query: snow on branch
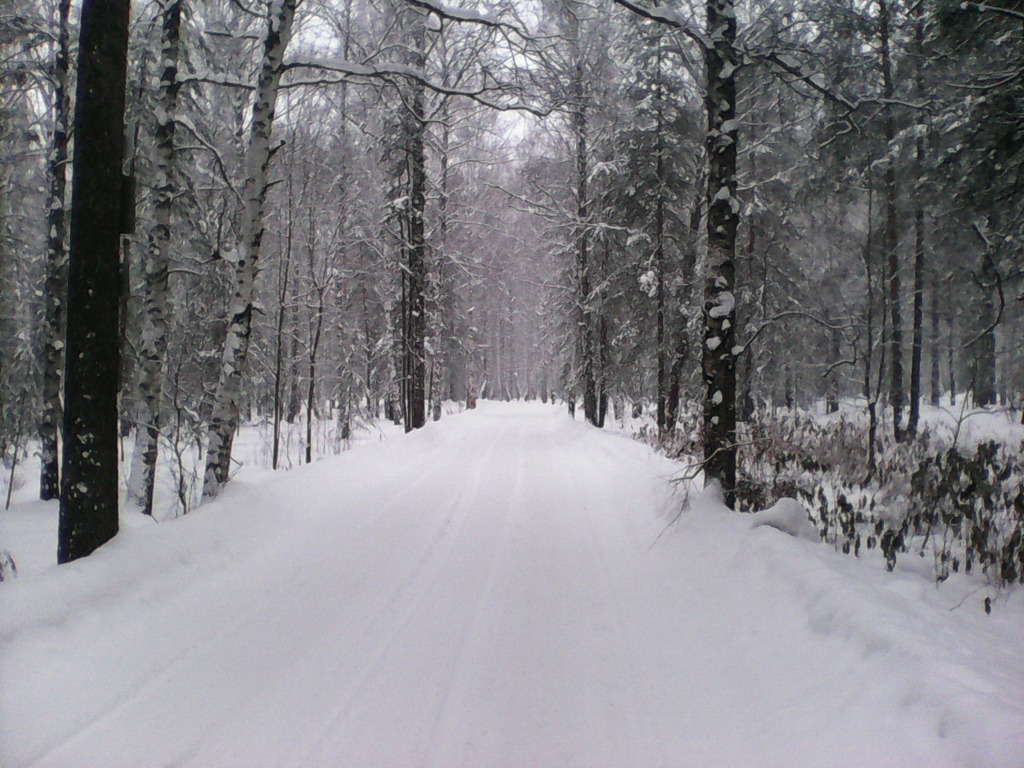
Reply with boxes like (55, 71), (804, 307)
(403, 0), (502, 29)
(282, 58), (552, 116)
(609, 0), (709, 48)
(960, 1), (1024, 21)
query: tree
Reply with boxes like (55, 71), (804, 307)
(878, 0), (904, 441)
(203, 0), (298, 499)
(127, 0), (183, 514)
(39, 0), (72, 502)
(58, 0), (131, 563)
(401, 9), (429, 432)
(701, 0), (740, 505)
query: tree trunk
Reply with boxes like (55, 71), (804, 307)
(929, 269), (941, 406)
(948, 315), (957, 406)
(908, 194), (924, 434)
(403, 18), (427, 432)
(596, 313), (608, 427)
(128, 0), (183, 514)
(907, 12), (926, 438)
(879, 0), (904, 441)
(576, 78), (598, 425)
(306, 295), (323, 464)
(654, 53), (667, 435)
(702, 0), (740, 506)
(59, 0), (131, 563)
(826, 320), (841, 414)
(272, 183), (294, 470)
(665, 333), (687, 430)
(434, 108), (451, 419)
(204, 0), (298, 498)
(306, 211), (325, 465)
(862, 187), (876, 473)
(973, 244), (998, 407)
(39, 0), (72, 502)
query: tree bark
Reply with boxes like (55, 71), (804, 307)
(862, 186), (877, 473)
(948, 314), (956, 406)
(654, 49), (667, 435)
(59, 0), (131, 563)
(702, 0), (740, 506)
(272, 176), (294, 470)
(907, 10), (925, 437)
(973, 242), (998, 406)
(665, 333), (687, 430)
(39, 0), (72, 502)
(306, 226), (325, 464)
(403, 15), (427, 432)
(879, 0), (904, 440)
(573, 31), (598, 426)
(204, 0), (297, 498)
(127, 0), (183, 514)
(908, 191), (924, 433)
(929, 268), (941, 405)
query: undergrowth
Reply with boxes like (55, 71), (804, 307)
(641, 406), (1024, 594)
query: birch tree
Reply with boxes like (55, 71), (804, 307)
(127, 0), (183, 514)
(38, 0), (72, 502)
(203, 0), (298, 498)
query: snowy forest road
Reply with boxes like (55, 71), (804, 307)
(3, 402), (1024, 767)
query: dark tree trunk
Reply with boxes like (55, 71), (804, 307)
(287, 326), (302, 423)
(39, 0), (72, 502)
(306, 302), (323, 464)
(908, 197), (924, 434)
(402, 17), (428, 432)
(596, 314), (608, 427)
(907, 13), (926, 438)
(665, 334), (687, 430)
(948, 315), (957, 406)
(826, 314), (840, 414)
(929, 270), (941, 406)
(59, 0), (131, 563)
(272, 190), (294, 470)
(862, 186), (877, 473)
(575, 71), (598, 426)
(702, 0), (739, 506)
(973, 246), (998, 407)
(654, 53), (667, 435)
(879, 0), (904, 441)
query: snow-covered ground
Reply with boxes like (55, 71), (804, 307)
(2, 401), (1023, 767)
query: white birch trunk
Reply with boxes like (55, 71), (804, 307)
(203, 0), (298, 499)
(39, 0), (72, 502)
(127, 0), (182, 513)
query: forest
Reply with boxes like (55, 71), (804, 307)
(1, 0), (1023, 574)
(3, 1), (1024, 764)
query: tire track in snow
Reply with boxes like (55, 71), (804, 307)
(283, 418), (517, 767)
(560, 435), (661, 767)
(18, 437), (460, 768)
(414, 425), (526, 766)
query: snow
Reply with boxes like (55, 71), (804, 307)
(749, 496), (819, 541)
(709, 290), (734, 318)
(413, 0), (499, 26)
(2, 401), (1024, 767)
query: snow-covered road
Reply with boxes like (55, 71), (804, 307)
(3, 402), (1023, 767)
